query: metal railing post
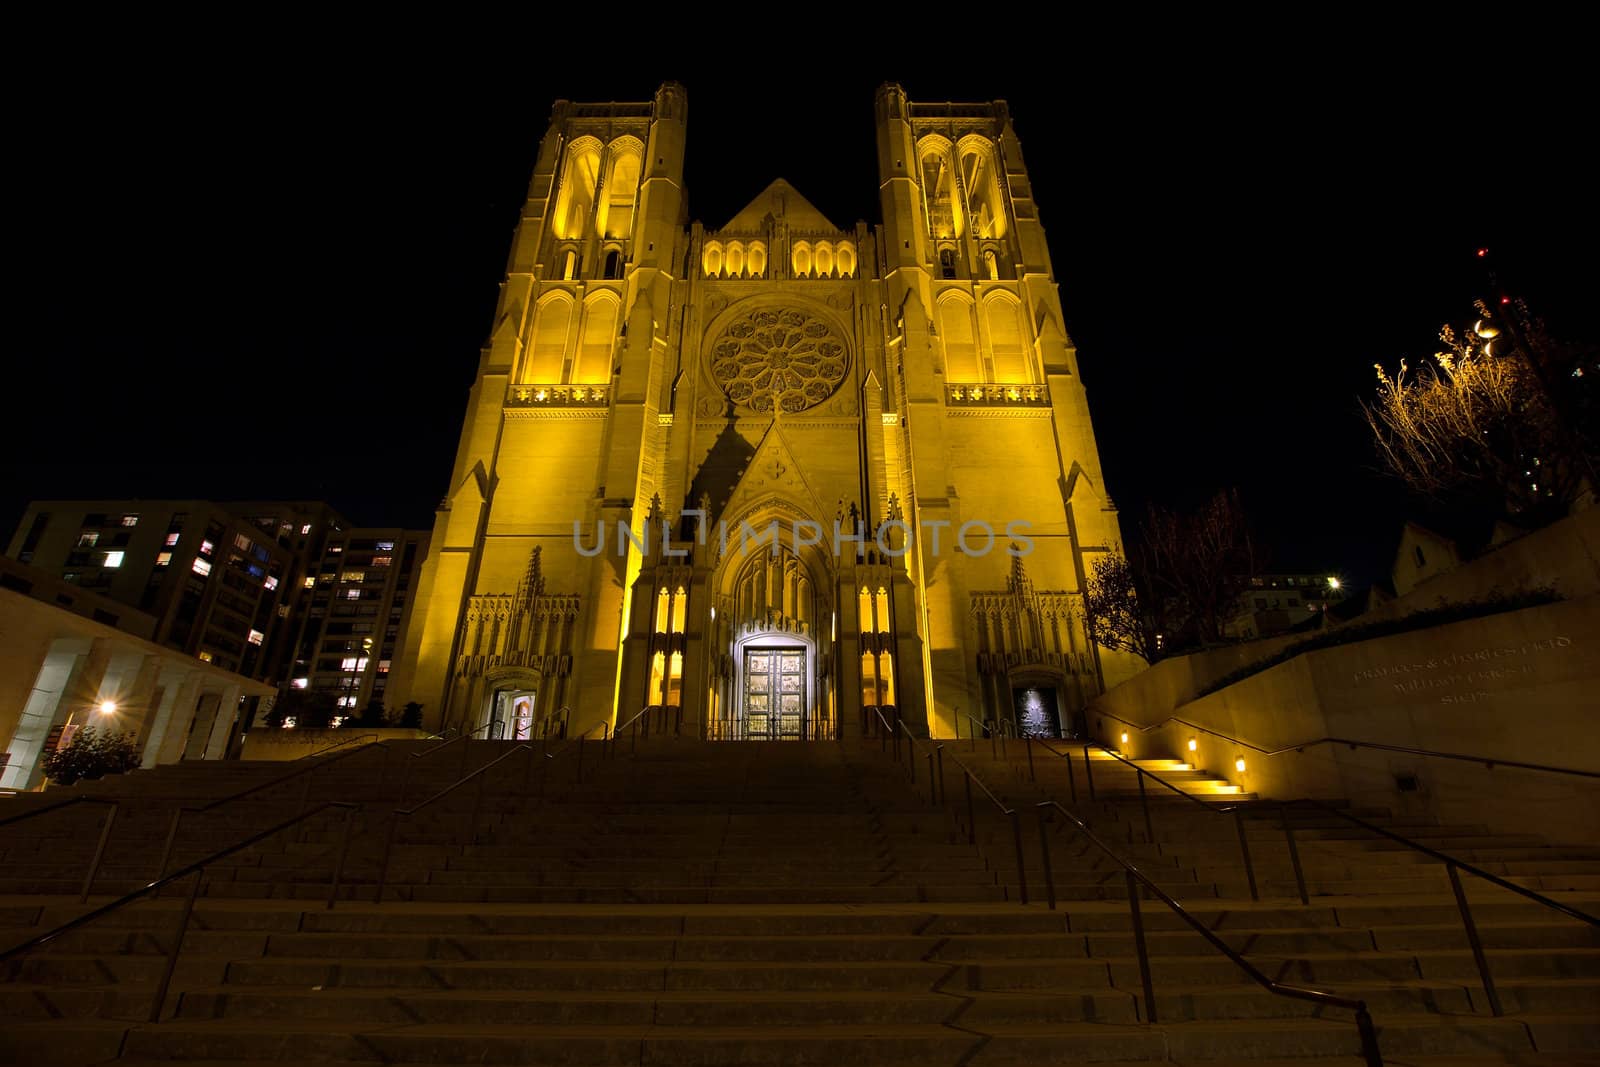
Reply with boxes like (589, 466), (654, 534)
(1281, 805), (1309, 906)
(1126, 869), (1158, 1023)
(964, 772), (976, 845)
(469, 768), (487, 842)
(1037, 808), (1056, 910)
(1010, 809), (1029, 905)
(374, 815), (402, 902)
(1235, 810), (1260, 902)
(327, 806), (355, 910)
(1083, 745), (1096, 800)
(926, 752), (936, 803)
(80, 803), (118, 903)
(149, 869), (202, 1022)
(1064, 749), (1078, 803)
(1447, 862), (1503, 1016)
(1137, 769), (1155, 843)
(935, 745), (946, 805)
(156, 809), (183, 883)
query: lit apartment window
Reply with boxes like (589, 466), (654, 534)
(264, 575), (279, 591)
(290, 677), (309, 689)
(300, 524), (312, 535)
(340, 657), (360, 670)
(370, 556), (392, 567)
(303, 576), (316, 589)
(345, 589), (361, 600)
(192, 558), (213, 576)
(233, 533), (253, 551)
(156, 552), (172, 566)
(198, 651), (213, 662)
(327, 545), (343, 554)
(247, 629), (264, 646)
(341, 571), (364, 583)
(121, 514), (139, 527)
(77, 532), (99, 548)
(165, 532), (180, 546)
(102, 551), (125, 568)
(377, 659), (391, 673)
(376, 541), (395, 551)
(199, 539), (214, 556)
(337, 696), (357, 708)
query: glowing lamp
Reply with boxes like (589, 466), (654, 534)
(1120, 732), (1129, 745)
(1476, 248), (1488, 257)
(1188, 738), (1198, 752)
(97, 701), (117, 715)
(1327, 577), (1341, 589)
(1235, 758), (1247, 773)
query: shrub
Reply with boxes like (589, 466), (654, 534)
(42, 727), (141, 786)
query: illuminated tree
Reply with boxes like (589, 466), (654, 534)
(1139, 489), (1259, 650)
(1365, 299), (1597, 526)
(1082, 554), (1161, 663)
(42, 727), (140, 786)
(1084, 491), (1259, 660)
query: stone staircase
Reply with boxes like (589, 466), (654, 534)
(0, 733), (1595, 1064)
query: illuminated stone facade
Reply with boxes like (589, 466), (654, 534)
(389, 84), (1138, 741)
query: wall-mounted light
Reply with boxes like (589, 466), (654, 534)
(1235, 758), (1247, 773)
(1120, 732), (1129, 745)
(1188, 738), (1198, 752)
(97, 701), (117, 715)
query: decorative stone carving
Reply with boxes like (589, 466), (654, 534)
(708, 307), (850, 414)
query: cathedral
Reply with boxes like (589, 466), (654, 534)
(389, 83), (1138, 743)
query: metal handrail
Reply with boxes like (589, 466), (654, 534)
(1034, 799), (1381, 1065)
(296, 732), (379, 760)
(954, 710), (1017, 741)
(1092, 708), (1598, 778)
(0, 796), (120, 903)
(1033, 737), (1263, 901)
(0, 800), (360, 1022)
(154, 739), (390, 881)
(1042, 737), (1600, 1016)
(875, 709), (1031, 904)
(396, 723), (499, 803)
(374, 742), (540, 900)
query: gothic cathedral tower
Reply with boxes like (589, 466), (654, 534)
(390, 84), (1138, 742)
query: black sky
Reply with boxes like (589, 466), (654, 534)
(9, 33), (1595, 587)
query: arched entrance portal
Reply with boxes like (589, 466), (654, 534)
(706, 522), (836, 741)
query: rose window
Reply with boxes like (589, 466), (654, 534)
(709, 308), (849, 413)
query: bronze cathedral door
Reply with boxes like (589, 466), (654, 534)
(743, 648), (805, 740)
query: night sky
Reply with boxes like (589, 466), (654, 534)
(10, 38), (1594, 587)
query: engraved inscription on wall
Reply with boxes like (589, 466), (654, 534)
(1349, 636), (1574, 705)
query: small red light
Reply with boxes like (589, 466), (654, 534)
(1476, 248), (1488, 257)
(1501, 297), (1511, 304)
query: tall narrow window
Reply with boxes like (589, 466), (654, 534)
(814, 242), (834, 278)
(792, 241), (812, 278)
(553, 140), (602, 240)
(940, 296), (981, 382)
(524, 295), (572, 382)
(837, 242), (856, 277)
(986, 296), (1030, 383)
(703, 241), (723, 278)
(603, 249), (623, 278)
(600, 148), (640, 239)
(921, 143), (959, 239)
(726, 241), (744, 278)
(573, 296), (618, 384)
(960, 140), (1007, 239)
(747, 242), (766, 277)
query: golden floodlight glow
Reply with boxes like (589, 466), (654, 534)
(98, 701), (117, 714)
(1188, 738), (1198, 752)
(1327, 577), (1341, 589)
(1236, 757), (1247, 773)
